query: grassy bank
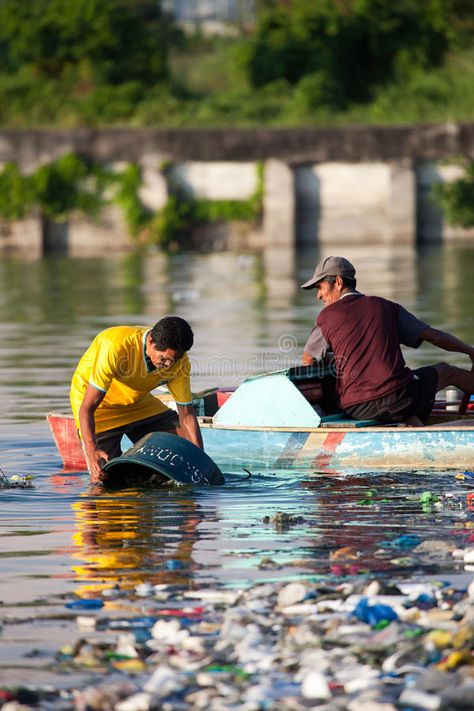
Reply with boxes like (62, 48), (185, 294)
(1, 37), (474, 129)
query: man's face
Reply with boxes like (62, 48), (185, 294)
(146, 337), (183, 370)
(315, 278), (341, 306)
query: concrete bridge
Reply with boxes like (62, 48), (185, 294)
(1, 124), (473, 255)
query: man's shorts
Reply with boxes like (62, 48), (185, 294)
(96, 410), (180, 459)
(344, 366), (439, 424)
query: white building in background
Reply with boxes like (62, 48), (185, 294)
(162, 0), (255, 26)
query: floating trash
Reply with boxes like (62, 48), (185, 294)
(381, 533), (423, 549)
(0, 465), (35, 488)
(4, 572), (474, 709)
(65, 598), (104, 610)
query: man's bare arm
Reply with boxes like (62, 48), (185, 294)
(176, 404), (203, 449)
(421, 327), (474, 363)
(78, 384), (108, 483)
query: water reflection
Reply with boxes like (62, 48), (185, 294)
(0, 254), (146, 325)
(1, 244), (474, 682)
(62, 469), (474, 594)
(418, 245), (474, 337)
(263, 247), (297, 304)
(70, 489), (202, 597)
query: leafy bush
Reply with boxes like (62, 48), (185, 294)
(112, 164), (152, 236)
(0, 153), (265, 248)
(0, 1), (472, 127)
(433, 161), (474, 227)
(0, 163), (34, 219)
(147, 161), (265, 248)
(146, 196), (194, 249)
(0, 154), (113, 220)
(32, 153), (110, 219)
(0, 0), (176, 85)
(241, 0), (458, 107)
(348, 49), (474, 124)
(73, 82), (146, 125)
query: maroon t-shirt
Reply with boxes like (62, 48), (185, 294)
(306, 294), (427, 409)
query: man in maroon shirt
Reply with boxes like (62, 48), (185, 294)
(301, 256), (474, 425)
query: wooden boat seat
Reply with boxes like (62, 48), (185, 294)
(320, 413), (381, 428)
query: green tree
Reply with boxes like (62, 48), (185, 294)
(0, 163), (34, 219)
(433, 161), (474, 228)
(0, 0), (178, 85)
(242, 0), (462, 106)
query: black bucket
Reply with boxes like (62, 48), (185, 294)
(102, 432), (224, 487)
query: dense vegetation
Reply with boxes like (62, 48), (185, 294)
(1, 0), (474, 232)
(0, 0), (473, 128)
(434, 160), (474, 228)
(0, 155), (264, 248)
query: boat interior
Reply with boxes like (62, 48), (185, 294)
(191, 365), (474, 429)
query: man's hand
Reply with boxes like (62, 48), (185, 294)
(85, 448), (109, 485)
(78, 384), (108, 484)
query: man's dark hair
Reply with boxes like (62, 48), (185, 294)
(342, 276), (357, 289)
(151, 317), (194, 352)
(326, 275), (357, 289)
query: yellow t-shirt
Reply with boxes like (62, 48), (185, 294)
(70, 326), (192, 433)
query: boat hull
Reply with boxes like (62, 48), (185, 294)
(202, 424), (474, 471)
(47, 413), (474, 472)
(47, 412), (85, 469)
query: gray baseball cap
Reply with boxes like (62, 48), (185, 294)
(301, 256), (356, 290)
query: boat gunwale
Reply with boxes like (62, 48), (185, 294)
(47, 411), (474, 434)
(199, 421), (474, 433)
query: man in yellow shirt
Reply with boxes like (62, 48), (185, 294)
(70, 316), (203, 484)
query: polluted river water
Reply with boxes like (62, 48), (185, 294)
(1, 245), (474, 708)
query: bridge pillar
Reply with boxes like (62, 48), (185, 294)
(263, 159), (295, 250)
(295, 160), (416, 247)
(389, 160), (416, 246)
(0, 216), (43, 257)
